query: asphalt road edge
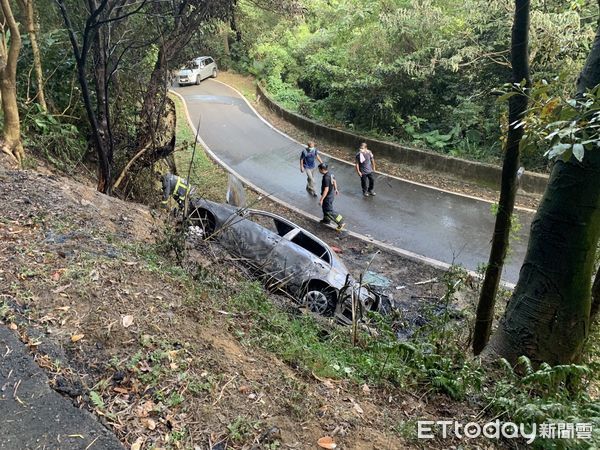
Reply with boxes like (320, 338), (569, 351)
(212, 79), (537, 214)
(170, 87), (517, 290)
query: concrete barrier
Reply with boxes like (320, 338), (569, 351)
(256, 84), (549, 195)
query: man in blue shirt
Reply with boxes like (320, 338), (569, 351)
(300, 141), (323, 197)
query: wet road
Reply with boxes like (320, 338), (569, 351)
(175, 81), (534, 284)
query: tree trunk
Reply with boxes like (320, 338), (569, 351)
(591, 265), (600, 321)
(485, 20), (600, 366)
(576, 14), (600, 97)
(0, 0), (24, 165)
(473, 0), (531, 355)
(55, 0), (113, 194)
(19, 0), (47, 112)
(90, 6), (113, 194)
(223, 24), (230, 56)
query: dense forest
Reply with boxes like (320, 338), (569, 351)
(203, 0), (597, 169)
(6, 0), (597, 179)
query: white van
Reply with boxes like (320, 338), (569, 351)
(177, 57), (217, 86)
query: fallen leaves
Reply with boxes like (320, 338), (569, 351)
(70, 334), (84, 342)
(135, 400), (156, 418)
(317, 436), (337, 449)
(8, 323), (17, 330)
(122, 315), (134, 328)
(130, 437), (144, 450)
(141, 417), (157, 430)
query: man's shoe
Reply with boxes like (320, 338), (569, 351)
(363, 192), (369, 197)
(312, 192), (318, 197)
(336, 223), (346, 231)
(320, 219), (331, 225)
(369, 191), (376, 196)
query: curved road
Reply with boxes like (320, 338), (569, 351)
(175, 81), (534, 284)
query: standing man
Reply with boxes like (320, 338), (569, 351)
(318, 162), (345, 231)
(300, 141), (323, 197)
(355, 142), (376, 196)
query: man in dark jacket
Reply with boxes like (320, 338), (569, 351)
(318, 163), (345, 231)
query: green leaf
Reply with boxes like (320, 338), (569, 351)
(572, 143), (585, 161)
(89, 391), (105, 410)
(544, 143), (571, 159)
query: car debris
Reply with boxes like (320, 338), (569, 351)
(186, 198), (392, 324)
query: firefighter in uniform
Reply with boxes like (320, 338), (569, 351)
(161, 173), (190, 209)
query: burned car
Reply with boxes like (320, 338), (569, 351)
(187, 199), (388, 324)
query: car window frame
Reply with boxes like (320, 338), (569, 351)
(246, 210), (333, 266)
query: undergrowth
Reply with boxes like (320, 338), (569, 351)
(212, 263), (600, 447)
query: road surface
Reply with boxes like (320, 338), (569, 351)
(174, 81), (534, 284)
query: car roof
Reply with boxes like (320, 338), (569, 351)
(246, 209), (348, 269)
(247, 209), (326, 244)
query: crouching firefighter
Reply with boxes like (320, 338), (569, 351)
(161, 173), (190, 209)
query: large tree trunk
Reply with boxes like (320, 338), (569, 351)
(0, 0), (24, 165)
(485, 20), (600, 366)
(90, 6), (113, 194)
(591, 265), (600, 320)
(18, 0), (47, 112)
(473, 0), (531, 355)
(55, 0), (113, 194)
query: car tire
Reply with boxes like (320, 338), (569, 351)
(188, 207), (216, 238)
(212, 68), (218, 78)
(335, 294), (365, 324)
(303, 286), (336, 316)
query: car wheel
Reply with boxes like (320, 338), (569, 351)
(335, 292), (366, 325)
(188, 208), (216, 238)
(303, 287), (335, 316)
(195, 75), (200, 85)
(212, 68), (218, 78)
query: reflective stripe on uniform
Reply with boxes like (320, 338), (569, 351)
(173, 177), (189, 201)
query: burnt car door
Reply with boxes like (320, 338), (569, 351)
(256, 214), (333, 296)
(218, 212), (281, 271)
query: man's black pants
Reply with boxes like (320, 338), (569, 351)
(322, 197), (344, 226)
(361, 173), (375, 193)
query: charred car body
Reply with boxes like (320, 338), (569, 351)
(187, 199), (389, 324)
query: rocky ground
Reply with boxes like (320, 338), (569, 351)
(0, 156), (489, 449)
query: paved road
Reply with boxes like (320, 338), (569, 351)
(175, 81), (533, 284)
(0, 325), (123, 449)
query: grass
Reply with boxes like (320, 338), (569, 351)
(170, 92), (229, 202)
(164, 86), (600, 447)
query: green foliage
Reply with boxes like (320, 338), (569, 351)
(226, 267), (600, 447)
(21, 104), (87, 171)
(215, 0), (596, 168)
(227, 416), (261, 443)
(489, 356), (600, 449)
(89, 391), (105, 410)
(521, 84), (600, 164)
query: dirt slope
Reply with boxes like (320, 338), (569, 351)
(0, 163), (480, 449)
